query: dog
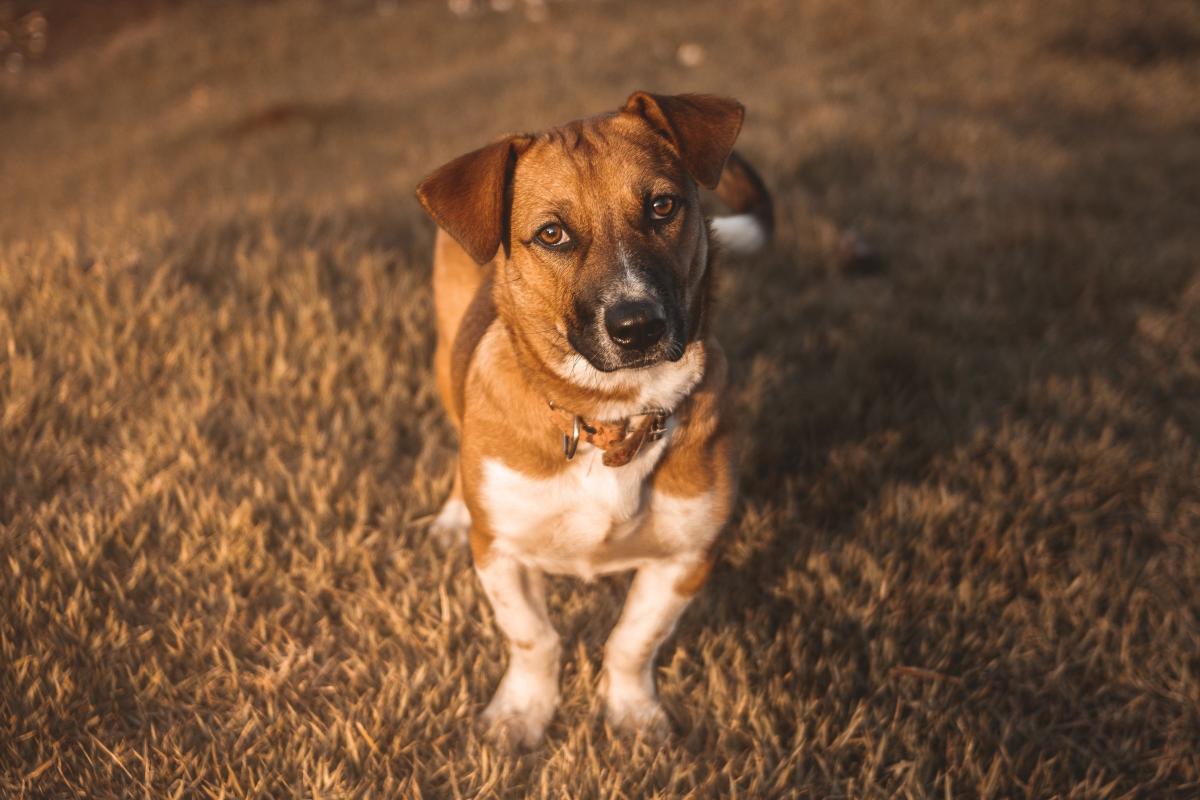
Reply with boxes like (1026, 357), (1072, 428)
(416, 91), (773, 747)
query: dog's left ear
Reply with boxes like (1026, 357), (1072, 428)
(623, 91), (745, 189)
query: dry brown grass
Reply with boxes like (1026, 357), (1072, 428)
(2, 0), (1199, 796)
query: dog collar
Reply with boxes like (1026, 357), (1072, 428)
(546, 401), (670, 467)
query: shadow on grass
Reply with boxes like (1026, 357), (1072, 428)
(674, 120), (1199, 787)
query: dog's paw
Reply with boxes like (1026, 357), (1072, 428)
(604, 689), (671, 740)
(429, 497), (470, 549)
(479, 678), (558, 750)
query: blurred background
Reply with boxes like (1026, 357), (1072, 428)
(2, 0), (1198, 797)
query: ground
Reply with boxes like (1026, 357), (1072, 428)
(1, 0), (1199, 797)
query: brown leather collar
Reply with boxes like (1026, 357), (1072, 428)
(547, 401), (670, 467)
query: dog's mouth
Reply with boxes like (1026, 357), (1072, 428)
(574, 346), (680, 373)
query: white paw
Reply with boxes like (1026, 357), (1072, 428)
(480, 671), (559, 750)
(429, 497), (470, 549)
(604, 680), (671, 739)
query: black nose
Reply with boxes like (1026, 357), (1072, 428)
(604, 300), (666, 351)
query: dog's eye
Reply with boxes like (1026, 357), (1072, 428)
(535, 223), (569, 247)
(650, 195), (677, 220)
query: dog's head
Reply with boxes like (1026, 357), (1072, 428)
(417, 92), (744, 374)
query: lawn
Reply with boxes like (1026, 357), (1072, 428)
(1, 0), (1198, 796)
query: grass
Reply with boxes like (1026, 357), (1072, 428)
(1, 0), (1198, 796)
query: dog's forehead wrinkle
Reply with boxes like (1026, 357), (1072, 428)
(522, 120), (674, 187)
(514, 144), (605, 225)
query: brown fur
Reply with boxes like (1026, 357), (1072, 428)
(673, 556), (716, 597)
(433, 228), (491, 424)
(651, 341), (734, 498)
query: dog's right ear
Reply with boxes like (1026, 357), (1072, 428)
(623, 92), (744, 190)
(416, 136), (531, 265)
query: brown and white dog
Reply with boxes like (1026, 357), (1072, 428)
(416, 92), (773, 747)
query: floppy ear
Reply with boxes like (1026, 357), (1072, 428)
(623, 91), (745, 189)
(416, 136), (530, 265)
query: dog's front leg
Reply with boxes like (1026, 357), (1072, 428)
(474, 551), (561, 748)
(601, 557), (710, 737)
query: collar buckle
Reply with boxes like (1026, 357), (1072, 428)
(644, 408), (669, 442)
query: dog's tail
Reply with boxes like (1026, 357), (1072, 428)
(709, 150), (774, 256)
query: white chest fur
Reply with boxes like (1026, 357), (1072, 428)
(480, 432), (676, 579)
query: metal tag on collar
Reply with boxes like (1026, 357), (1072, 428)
(645, 408), (669, 441)
(563, 414), (581, 460)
